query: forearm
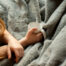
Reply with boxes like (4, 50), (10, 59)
(2, 29), (16, 44)
(3, 29), (28, 47)
(19, 37), (29, 47)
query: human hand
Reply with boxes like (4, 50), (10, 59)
(0, 18), (6, 36)
(28, 26), (66, 66)
(25, 28), (43, 44)
(2, 29), (24, 62)
(7, 39), (24, 63)
(0, 45), (8, 59)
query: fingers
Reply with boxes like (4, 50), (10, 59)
(14, 49), (20, 63)
(28, 28), (38, 34)
(19, 47), (24, 58)
(37, 33), (43, 37)
(7, 47), (11, 59)
(13, 47), (24, 63)
(36, 33), (43, 41)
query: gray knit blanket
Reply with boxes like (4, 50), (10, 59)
(0, 0), (66, 66)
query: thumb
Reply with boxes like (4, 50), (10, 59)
(7, 47), (11, 59)
(29, 28), (38, 34)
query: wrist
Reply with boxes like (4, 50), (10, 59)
(19, 37), (29, 47)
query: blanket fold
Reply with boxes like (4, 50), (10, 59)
(0, 0), (66, 66)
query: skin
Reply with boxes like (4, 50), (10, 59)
(0, 28), (43, 63)
(0, 45), (8, 59)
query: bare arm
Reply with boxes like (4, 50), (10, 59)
(19, 28), (43, 47)
(0, 45), (8, 59)
(2, 29), (24, 62)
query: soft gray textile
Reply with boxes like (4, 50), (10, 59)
(0, 0), (66, 66)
